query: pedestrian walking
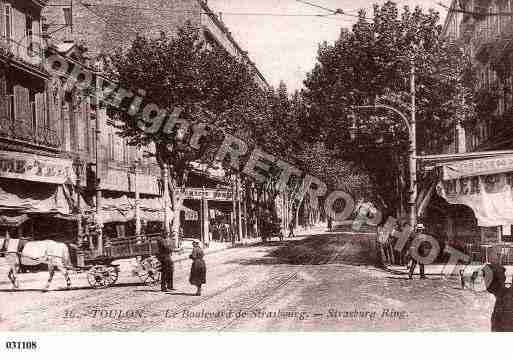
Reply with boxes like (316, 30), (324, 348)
(157, 235), (174, 292)
(484, 263), (513, 331)
(327, 217), (333, 232)
(288, 220), (295, 237)
(189, 240), (206, 296)
(408, 223), (427, 280)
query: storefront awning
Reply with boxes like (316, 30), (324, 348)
(436, 169), (513, 227)
(0, 180), (73, 215)
(440, 155), (513, 181)
(0, 214), (29, 227)
(99, 195), (174, 223)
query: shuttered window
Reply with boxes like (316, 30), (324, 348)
(13, 85), (30, 123)
(82, 101), (89, 153)
(48, 81), (60, 131)
(0, 70), (8, 120)
(68, 97), (77, 151)
(34, 92), (45, 128)
(2, 3), (12, 41)
(0, 2), (4, 39)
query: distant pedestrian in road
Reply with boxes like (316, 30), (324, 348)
(408, 223), (427, 280)
(484, 263), (513, 331)
(288, 220), (295, 237)
(327, 217), (333, 232)
(189, 240), (206, 296)
(157, 235), (174, 292)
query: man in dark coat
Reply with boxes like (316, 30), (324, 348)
(485, 263), (513, 331)
(408, 223), (428, 280)
(189, 240), (206, 296)
(157, 235), (174, 292)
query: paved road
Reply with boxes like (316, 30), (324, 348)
(0, 231), (496, 331)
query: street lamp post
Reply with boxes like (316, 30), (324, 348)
(73, 158), (83, 247)
(350, 59), (417, 228)
(131, 160), (141, 237)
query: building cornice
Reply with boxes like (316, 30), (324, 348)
(197, 0), (270, 90)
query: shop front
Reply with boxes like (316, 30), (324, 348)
(421, 152), (513, 264)
(97, 165), (175, 248)
(176, 187), (237, 244)
(0, 150), (83, 244)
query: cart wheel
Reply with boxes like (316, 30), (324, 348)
(87, 265), (119, 289)
(137, 256), (161, 286)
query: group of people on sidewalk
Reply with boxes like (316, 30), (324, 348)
(157, 237), (206, 296)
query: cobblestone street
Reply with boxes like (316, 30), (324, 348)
(0, 230), (496, 331)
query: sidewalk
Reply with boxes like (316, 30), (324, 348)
(386, 263), (513, 278)
(0, 226), (327, 283)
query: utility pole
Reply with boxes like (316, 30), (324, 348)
(162, 164), (171, 242)
(95, 74), (103, 256)
(235, 174), (243, 242)
(231, 174), (237, 245)
(133, 161), (141, 237)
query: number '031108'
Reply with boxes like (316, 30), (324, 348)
(5, 341), (38, 350)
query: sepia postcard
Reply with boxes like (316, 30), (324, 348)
(1, 1), (513, 356)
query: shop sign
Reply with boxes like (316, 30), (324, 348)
(101, 168), (160, 195)
(437, 173), (513, 227)
(184, 209), (199, 221)
(442, 155), (513, 180)
(0, 150), (74, 184)
(175, 188), (235, 201)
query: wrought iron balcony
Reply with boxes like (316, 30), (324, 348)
(0, 97), (61, 149)
(0, 35), (45, 72)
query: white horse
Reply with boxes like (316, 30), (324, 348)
(1, 237), (73, 291)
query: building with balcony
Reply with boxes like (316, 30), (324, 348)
(40, 0), (268, 244)
(43, 0), (269, 90)
(442, 0), (513, 152)
(0, 0), (56, 153)
(410, 0), (513, 264)
(0, 0), (85, 243)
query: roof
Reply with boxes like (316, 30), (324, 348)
(197, 0), (270, 90)
(420, 149), (513, 166)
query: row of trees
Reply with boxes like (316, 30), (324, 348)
(302, 1), (476, 215)
(104, 1), (476, 235)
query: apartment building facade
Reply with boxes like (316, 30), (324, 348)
(414, 0), (513, 261)
(443, 0), (513, 152)
(0, 0), (86, 242)
(40, 0), (268, 243)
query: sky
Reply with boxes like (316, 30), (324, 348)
(208, 0), (450, 91)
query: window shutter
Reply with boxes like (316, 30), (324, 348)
(68, 98), (77, 151)
(13, 85), (30, 122)
(83, 101), (89, 153)
(0, 2), (5, 39)
(48, 81), (60, 131)
(13, 85), (32, 140)
(35, 92), (45, 129)
(0, 70), (8, 119)
(34, 92), (45, 144)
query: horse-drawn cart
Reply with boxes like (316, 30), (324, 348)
(76, 234), (163, 289)
(0, 232), (165, 290)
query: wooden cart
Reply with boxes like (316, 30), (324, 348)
(76, 233), (163, 289)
